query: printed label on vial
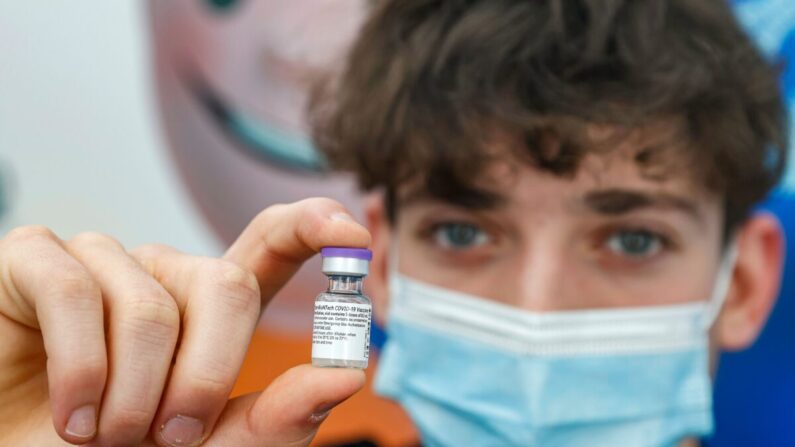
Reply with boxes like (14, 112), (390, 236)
(312, 302), (372, 362)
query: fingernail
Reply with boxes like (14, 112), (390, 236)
(308, 408), (332, 424)
(308, 402), (337, 424)
(65, 405), (96, 439)
(159, 415), (204, 447)
(329, 212), (355, 222)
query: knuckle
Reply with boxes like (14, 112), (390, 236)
(129, 243), (173, 278)
(254, 203), (287, 225)
(49, 271), (101, 302)
(187, 370), (234, 399)
(301, 196), (342, 210)
(4, 225), (56, 244)
(299, 197), (343, 227)
(53, 356), (107, 390)
(129, 243), (173, 261)
(123, 296), (180, 342)
(297, 206), (334, 244)
(77, 359), (108, 385)
(70, 231), (124, 251)
(300, 207), (326, 235)
(204, 260), (261, 314)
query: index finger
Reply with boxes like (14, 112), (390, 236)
(222, 197), (371, 304)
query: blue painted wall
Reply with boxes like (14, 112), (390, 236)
(710, 1), (794, 445)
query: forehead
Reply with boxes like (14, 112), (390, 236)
(399, 122), (722, 221)
(493, 152), (711, 215)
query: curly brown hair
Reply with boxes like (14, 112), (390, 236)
(310, 0), (788, 231)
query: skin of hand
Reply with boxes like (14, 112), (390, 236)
(0, 197), (371, 447)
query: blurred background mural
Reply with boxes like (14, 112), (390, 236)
(149, 0), (368, 332)
(0, 0), (369, 333)
(0, 0), (793, 445)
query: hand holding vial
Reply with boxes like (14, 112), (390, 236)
(0, 198), (370, 446)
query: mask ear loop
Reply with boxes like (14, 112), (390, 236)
(701, 239), (740, 330)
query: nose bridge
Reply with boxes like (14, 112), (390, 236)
(515, 236), (568, 312)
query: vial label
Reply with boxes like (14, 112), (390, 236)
(312, 302), (372, 362)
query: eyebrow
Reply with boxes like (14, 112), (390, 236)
(400, 185), (507, 211)
(401, 186), (704, 225)
(582, 189), (703, 222)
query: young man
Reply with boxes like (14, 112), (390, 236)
(0, 0), (787, 446)
(310, 0), (788, 445)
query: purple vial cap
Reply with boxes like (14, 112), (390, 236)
(320, 247), (373, 261)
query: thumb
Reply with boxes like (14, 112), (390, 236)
(205, 365), (366, 447)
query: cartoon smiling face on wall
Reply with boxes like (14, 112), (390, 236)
(149, 0), (368, 330)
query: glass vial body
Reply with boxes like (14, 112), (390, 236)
(312, 275), (372, 369)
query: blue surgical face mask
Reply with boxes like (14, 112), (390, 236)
(374, 245), (737, 447)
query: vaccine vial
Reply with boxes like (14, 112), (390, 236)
(312, 247), (373, 369)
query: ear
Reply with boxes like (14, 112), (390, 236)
(364, 192), (392, 326)
(715, 212), (785, 351)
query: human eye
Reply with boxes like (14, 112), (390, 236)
(430, 221), (491, 251)
(604, 228), (668, 260)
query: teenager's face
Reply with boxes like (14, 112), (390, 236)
(392, 132), (726, 312)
